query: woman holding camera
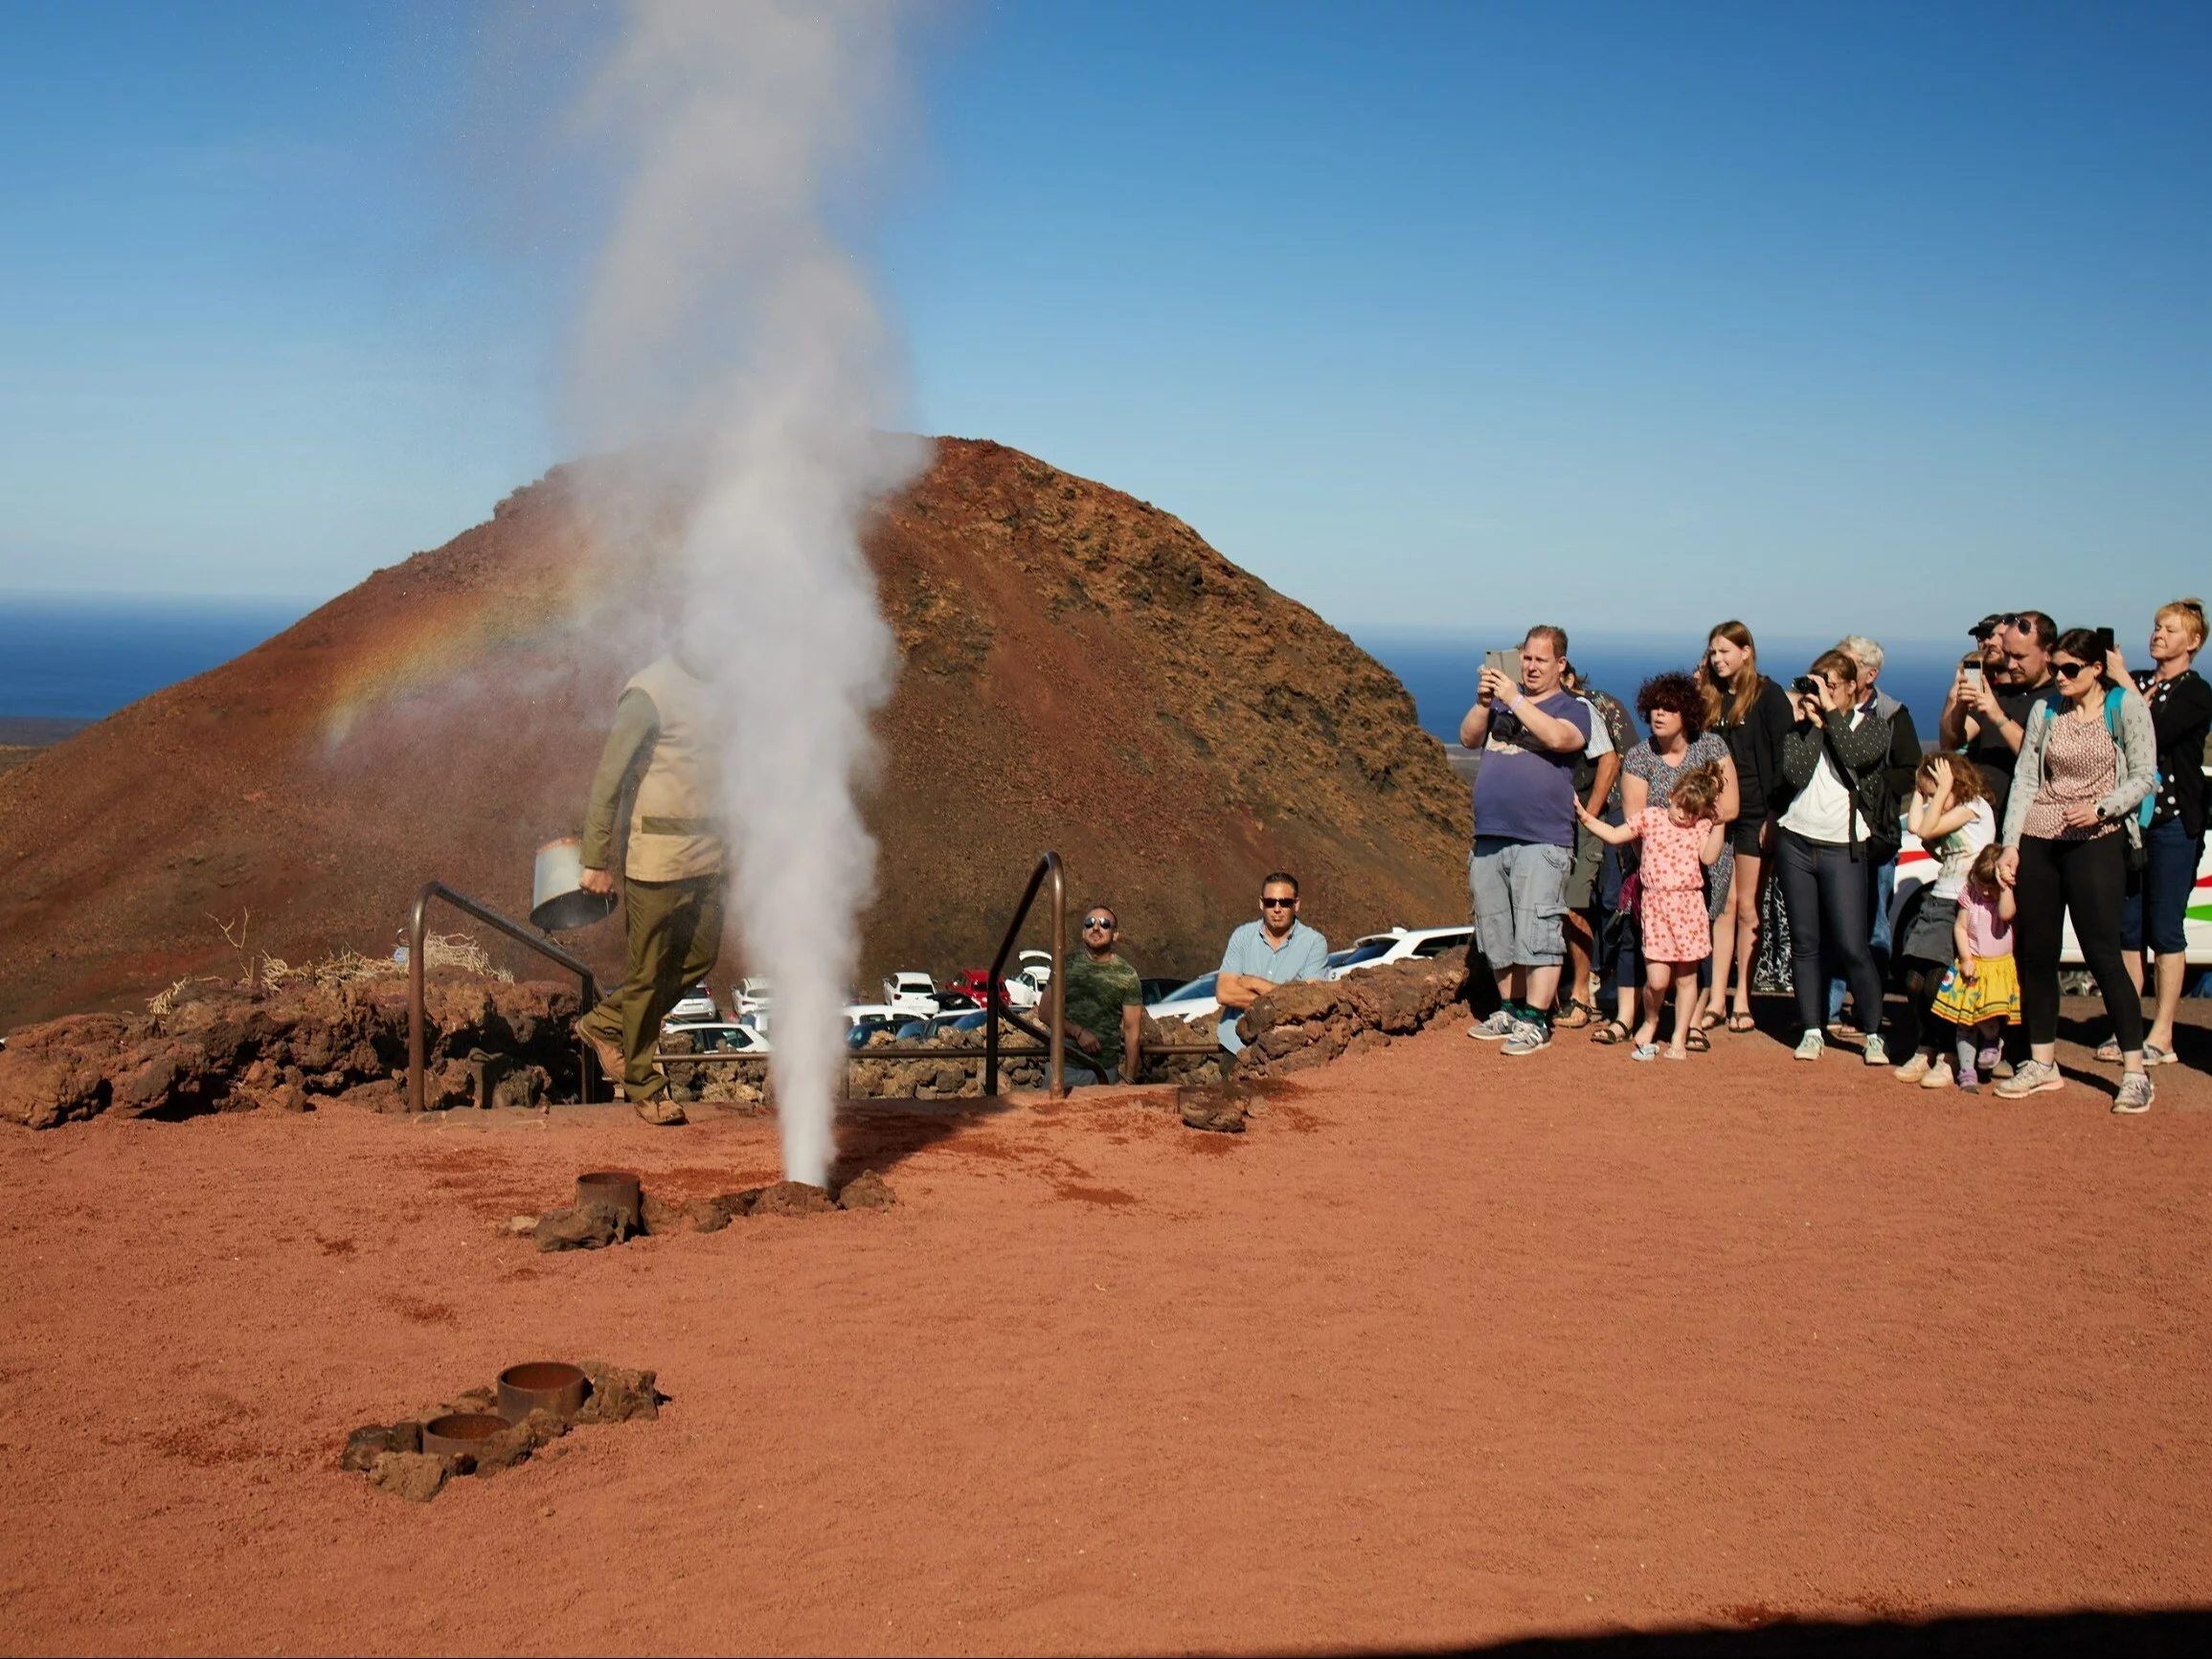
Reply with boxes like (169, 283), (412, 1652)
(2104, 599), (2212, 1067)
(1775, 650), (1894, 1063)
(1700, 621), (1794, 1033)
(1994, 628), (2158, 1110)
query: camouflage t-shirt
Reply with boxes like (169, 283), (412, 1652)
(1061, 952), (1143, 1075)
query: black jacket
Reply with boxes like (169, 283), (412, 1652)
(1779, 706), (1897, 861)
(1717, 675), (1794, 820)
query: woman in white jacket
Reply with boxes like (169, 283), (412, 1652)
(1995, 628), (2159, 1110)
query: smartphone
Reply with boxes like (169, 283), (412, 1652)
(1482, 648), (1517, 684)
(2094, 626), (2116, 658)
(1962, 663), (1985, 693)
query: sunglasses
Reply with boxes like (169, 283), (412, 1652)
(1260, 897), (1296, 909)
(1081, 917), (1115, 930)
(2053, 660), (2092, 679)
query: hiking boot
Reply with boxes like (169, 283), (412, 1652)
(634, 1094), (688, 1127)
(1894, 1052), (1931, 1084)
(1467, 1008), (1517, 1042)
(1919, 1057), (1953, 1089)
(1994, 1058), (2065, 1098)
(579, 1024), (626, 1088)
(1794, 1029), (1824, 1062)
(1500, 1020), (1551, 1057)
(2111, 1071), (2155, 1115)
(1862, 1034), (1889, 1067)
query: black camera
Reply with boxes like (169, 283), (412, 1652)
(1791, 675), (1820, 695)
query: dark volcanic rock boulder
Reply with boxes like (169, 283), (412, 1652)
(0, 971), (583, 1129)
(1229, 953), (1471, 1083)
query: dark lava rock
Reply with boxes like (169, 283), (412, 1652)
(518, 1406), (569, 1448)
(640, 1191), (689, 1237)
(471, 1421), (536, 1476)
(389, 1420), (423, 1454)
(1179, 1085), (1248, 1133)
(751, 1180), (836, 1218)
(340, 1424), (395, 1472)
(533, 1201), (624, 1252)
(711, 1189), (760, 1220)
(575, 1361), (660, 1424)
(836, 1170), (897, 1211)
(368, 1450), (447, 1503)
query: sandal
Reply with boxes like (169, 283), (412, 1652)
(2094, 1039), (2122, 1063)
(1685, 1027), (1710, 1053)
(1696, 1010), (1724, 1033)
(1554, 998), (1593, 1030)
(1726, 1011), (1757, 1033)
(1591, 1020), (1630, 1045)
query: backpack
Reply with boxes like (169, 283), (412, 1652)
(2103, 685), (2157, 830)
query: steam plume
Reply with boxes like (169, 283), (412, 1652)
(569, 1), (924, 1185)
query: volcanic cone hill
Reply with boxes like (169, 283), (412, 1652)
(0, 438), (1471, 1032)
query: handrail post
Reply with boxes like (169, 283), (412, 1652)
(983, 852), (1061, 1099)
(1047, 858), (1067, 1100)
(407, 880), (602, 1114)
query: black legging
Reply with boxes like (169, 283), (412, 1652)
(2014, 833), (2143, 1053)
(1777, 829), (1885, 1036)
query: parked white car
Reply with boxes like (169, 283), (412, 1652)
(1145, 971), (1221, 1025)
(1325, 926), (1474, 980)
(734, 977), (773, 1018)
(665, 983), (717, 1025)
(882, 972), (937, 1017)
(663, 1020), (770, 1055)
(1005, 966), (1053, 1010)
(843, 1002), (902, 1027)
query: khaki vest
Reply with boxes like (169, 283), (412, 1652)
(622, 657), (726, 882)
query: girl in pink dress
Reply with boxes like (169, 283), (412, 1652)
(1579, 762), (1728, 1060)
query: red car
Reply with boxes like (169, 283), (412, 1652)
(946, 968), (1010, 1008)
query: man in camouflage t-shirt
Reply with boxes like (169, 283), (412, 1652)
(1061, 905), (1145, 1083)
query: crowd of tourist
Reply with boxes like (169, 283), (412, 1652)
(1455, 603), (2212, 1113)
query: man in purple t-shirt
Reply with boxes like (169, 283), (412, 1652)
(1458, 624), (1592, 1055)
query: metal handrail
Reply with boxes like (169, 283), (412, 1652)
(985, 853), (1067, 1098)
(408, 882), (600, 1113)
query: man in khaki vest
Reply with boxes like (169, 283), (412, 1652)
(575, 652), (726, 1126)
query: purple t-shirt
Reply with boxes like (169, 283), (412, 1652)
(1472, 688), (1591, 848)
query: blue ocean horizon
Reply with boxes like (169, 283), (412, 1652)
(0, 593), (1973, 751)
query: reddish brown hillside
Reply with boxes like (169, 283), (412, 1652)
(0, 439), (1470, 1031)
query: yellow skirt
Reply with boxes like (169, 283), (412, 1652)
(1930, 953), (2021, 1026)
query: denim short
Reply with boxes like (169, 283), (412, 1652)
(2122, 817), (2201, 955)
(1469, 837), (1572, 968)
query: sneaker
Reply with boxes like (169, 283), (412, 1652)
(1467, 1008), (1517, 1042)
(1979, 1046), (2013, 1080)
(1995, 1058), (2066, 1098)
(1894, 1052), (1932, 1084)
(1957, 1071), (1980, 1094)
(1501, 1020), (1552, 1057)
(1919, 1057), (1953, 1089)
(1862, 1034), (1889, 1067)
(2112, 1072), (2155, 1114)
(1794, 1029), (1824, 1062)
(634, 1094), (688, 1127)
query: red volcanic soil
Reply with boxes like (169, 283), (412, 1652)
(0, 438), (1469, 1031)
(5, 1007), (2211, 1653)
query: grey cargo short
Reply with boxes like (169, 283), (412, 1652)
(1469, 836), (1573, 968)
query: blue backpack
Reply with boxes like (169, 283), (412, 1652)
(2101, 685), (2157, 830)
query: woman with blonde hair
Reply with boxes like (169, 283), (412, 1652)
(2103, 597), (2212, 1066)
(1699, 621), (1793, 1032)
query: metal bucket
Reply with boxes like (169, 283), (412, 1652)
(531, 836), (616, 932)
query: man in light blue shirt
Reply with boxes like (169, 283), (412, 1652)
(1213, 871), (1330, 1053)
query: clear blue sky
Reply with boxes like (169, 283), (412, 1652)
(2, 0), (2205, 643)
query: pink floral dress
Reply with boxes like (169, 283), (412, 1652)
(1635, 807), (1713, 963)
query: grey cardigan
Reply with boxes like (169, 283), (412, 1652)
(1998, 684), (2157, 848)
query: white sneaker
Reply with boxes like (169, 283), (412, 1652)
(1918, 1057), (1953, 1089)
(1794, 1029), (1824, 1061)
(1894, 1052), (1931, 1083)
(2112, 1071), (2155, 1114)
(1862, 1035), (1889, 1067)
(1467, 1009), (1517, 1042)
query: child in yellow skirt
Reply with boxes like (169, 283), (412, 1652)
(1930, 844), (2020, 1093)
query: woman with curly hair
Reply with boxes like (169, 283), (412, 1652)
(1590, 671), (1740, 1046)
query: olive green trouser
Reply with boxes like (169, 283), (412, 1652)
(576, 874), (724, 1100)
